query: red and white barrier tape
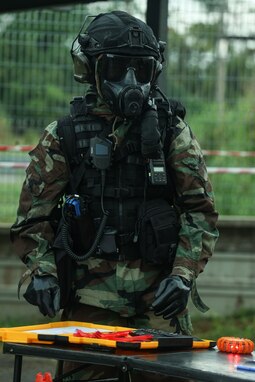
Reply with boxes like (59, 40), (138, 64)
(1, 145), (255, 158)
(0, 162), (29, 169)
(1, 161), (255, 174)
(202, 150), (255, 158)
(208, 167), (255, 174)
(0, 145), (34, 152)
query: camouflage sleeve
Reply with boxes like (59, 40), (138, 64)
(166, 117), (219, 281)
(10, 121), (69, 276)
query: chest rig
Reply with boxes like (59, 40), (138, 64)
(57, 95), (185, 262)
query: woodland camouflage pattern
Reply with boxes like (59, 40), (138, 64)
(11, 106), (219, 318)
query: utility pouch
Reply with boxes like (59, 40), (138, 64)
(136, 199), (180, 266)
(62, 195), (96, 254)
(70, 214), (96, 254)
(97, 226), (118, 254)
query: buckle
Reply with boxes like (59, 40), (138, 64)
(113, 188), (130, 198)
(117, 233), (134, 246)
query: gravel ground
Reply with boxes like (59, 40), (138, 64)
(0, 345), (56, 382)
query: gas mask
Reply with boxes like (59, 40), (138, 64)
(96, 54), (156, 119)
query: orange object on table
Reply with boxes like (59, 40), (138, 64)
(35, 372), (53, 382)
(217, 337), (254, 354)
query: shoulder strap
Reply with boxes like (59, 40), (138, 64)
(169, 98), (186, 120)
(58, 96), (90, 166)
(156, 96), (186, 123)
(57, 115), (76, 167)
(156, 97), (186, 155)
(57, 116), (89, 194)
(57, 97), (91, 194)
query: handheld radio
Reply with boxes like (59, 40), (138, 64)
(90, 136), (112, 170)
(148, 153), (167, 185)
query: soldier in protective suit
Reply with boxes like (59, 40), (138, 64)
(11, 10), (219, 382)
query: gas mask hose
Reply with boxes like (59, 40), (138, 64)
(141, 105), (162, 159)
(61, 211), (108, 262)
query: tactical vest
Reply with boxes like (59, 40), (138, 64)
(57, 96), (186, 261)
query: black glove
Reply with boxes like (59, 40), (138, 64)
(23, 275), (60, 318)
(151, 275), (191, 319)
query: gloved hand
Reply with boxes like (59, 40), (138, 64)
(170, 308), (193, 335)
(151, 275), (191, 319)
(23, 275), (60, 318)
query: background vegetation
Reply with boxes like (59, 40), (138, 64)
(0, 0), (255, 222)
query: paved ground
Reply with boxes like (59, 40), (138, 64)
(0, 344), (56, 382)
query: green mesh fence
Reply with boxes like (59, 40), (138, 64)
(0, 0), (255, 222)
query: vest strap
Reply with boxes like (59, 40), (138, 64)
(86, 185), (145, 198)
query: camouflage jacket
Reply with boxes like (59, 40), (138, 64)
(11, 101), (219, 317)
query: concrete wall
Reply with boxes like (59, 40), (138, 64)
(1, 217), (255, 321)
(193, 217), (255, 317)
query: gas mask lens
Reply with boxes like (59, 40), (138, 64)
(99, 54), (156, 84)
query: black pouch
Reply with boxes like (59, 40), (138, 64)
(70, 213), (95, 254)
(62, 195), (96, 254)
(136, 199), (180, 265)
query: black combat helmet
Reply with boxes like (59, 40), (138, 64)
(71, 11), (165, 118)
(78, 10), (162, 59)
